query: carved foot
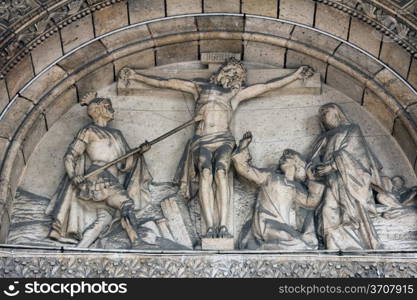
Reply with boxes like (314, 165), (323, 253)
(217, 226), (232, 238)
(205, 227), (216, 238)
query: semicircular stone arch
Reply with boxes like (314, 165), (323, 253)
(1, 1), (417, 244)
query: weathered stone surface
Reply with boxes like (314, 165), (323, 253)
(326, 65), (364, 103)
(101, 25), (151, 53)
(61, 15), (95, 53)
(21, 114), (47, 162)
(58, 41), (108, 73)
(279, 0), (315, 26)
(202, 238), (234, 250)
(128, 0), (165, 23)
(204, 0), (240, 12)
(291, 27), (341, 54)
(6, 55), (34, 97)
(149, 17), (197, 38)
(76, 63), (115, 98)
(363, 89), (395, 132)
(380, 36), (412, 78)
(20, 66), (67, 102)
(44, 86), (77, 129)
(155, 42), (198, 66)
(348, 18), (382, 57)
(10, 149), (25, 197)
(156, 219), (175, 240)
(375, 69), (417, 106)
(114, 49), (155, 75)
(242, 0), (277, 17)
(393, 118), (417, 166)
(333, 44), (383, 75)
(93, 2), (128, 36)
(0, 210), (10, 242)
(244, 42), (285, 67)
(286, 50), (327, 79)
(245, 18), (294, 38)
(160, 196), (194, 248)
(31, 33), (63, 74)
(408, 58), (417, 90)
(315, 3), (350, 39)
(197, 15), (244, 32)
(0, 138), (9, 166)
(0, 79), (9, 112)
(0, 97), (33, 140)
(201, 52), (241, 65)
(200, 40), (242, 54)
(166, 0), (202, 16)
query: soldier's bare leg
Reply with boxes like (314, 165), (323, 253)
(78, 208), (113, 248)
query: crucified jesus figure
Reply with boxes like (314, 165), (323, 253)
(120, 58), (314, 239)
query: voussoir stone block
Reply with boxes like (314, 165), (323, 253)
(279, 0), (315, 26)
(393, 118), (417, 166)
(333, 44), (383, 76)
(203, 0), (240, 12)
(291, 27), (341, 54)
(286, 50), (327, 79)
(166, 0), (202, 16)
(76, 63), (115, 99)
(61, 15), (95, 53)
(114, 49), (155, 75)
(93, 1), (129, 36)
(101, 25), (152, 53)
(20, 66), (67, 103)
(196, 15), (244, 32)
(408, 58), (417, 90)
(326, 65), (364, 103)
(0, 79), (9, 112)
(148, 17), (197, 38)
(30, 33), (63, 74)
(155, 42), (198, 65)
(6, 55), (34, 98)
(242, 0), (277, 18)
(315, 3), (350, 39)
(375, 69), (417, 106)
(348, 18), (382, 57)
(200, 40), (242, 54)
(245, 18), (294, 38)
(0, 138), (9, 167)
(22, 114), (47, 162)
(0, 97), (34, 140)
(58, 41), (108, 73)
(44, 86), (77, 129)
(380, 36), (412, 78)
(244, 42), (285, 67)
(128, 0), (165, 24)
(363, 89), (395, 132)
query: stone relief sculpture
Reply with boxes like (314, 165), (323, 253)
(119, 58), (314, 239)
(308, 103), (382, 250)
(233, 132), (323, 250)
(45, 94), (154, 248)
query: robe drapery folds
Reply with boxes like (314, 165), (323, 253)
(45, 124), (152, 242)
(311, 123), (382, 250)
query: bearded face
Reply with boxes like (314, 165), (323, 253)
(88, 99), (114, 123)
(211, 64), (245, 89)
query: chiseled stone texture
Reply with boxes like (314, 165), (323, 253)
(76, 63), (115, 98)
(0, 79), (9, 112)
(101, 25), (152, 53)
(61, 15), (95, 53)
(9, 149), (25, 197)
(279, 0), (315, 26)
(0, 138), (9, 167)
(200, 40), (242, 54)
(291, 27), (341, 54)
(20, 66), (67, 103)
(44, 86), (78, 129)
(315, 3), (350, 39)
(408, 58), (417, 90)
(6, 55), (34, 97)
(326, 65), (364, 104)
(393, 118), (417, 166)
(0, 97), (33, 140)
(348, 18), (382, 57)
(93, 1), (129, 36)
(128, 0), (165, 24)
(155, 42), (198, 66)
(58, 41), (108, 73)
(203, 0), (240, 12)
(286, 50), (327, 79)
(242, 0), (277, 18)
(30, 33), (63, 75)
(148, 17), (197, 38)
(114, 49), (155, 75)
(379, 36), (412, 78)
(363, 89), (395, 132)
(166, 0), (202, 16)
(197, 15), (244, 32)
(245, 18), (294, 38)
(244, 42), (285, 67)
(333, 44), (383, 76)
(22, 114), (47, 162)
(375, 69), (417, 106)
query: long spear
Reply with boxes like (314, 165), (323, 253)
(83, 118), (196, 180)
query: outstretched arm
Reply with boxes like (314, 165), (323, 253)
(119, 67), (200, 100)
(232, 66), (314, 107)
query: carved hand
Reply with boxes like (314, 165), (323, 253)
(140, 140), (151, 153)
(238, 131), (253, 151)
(314, 163), (333, 177)
(119, 67), (135, 82)
(71, 175), (85, 186)
(296, 66), (315, 80)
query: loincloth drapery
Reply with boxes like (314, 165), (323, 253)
(190, 131), (236, 152)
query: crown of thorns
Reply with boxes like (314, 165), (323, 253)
(222, 57), (246, 72)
